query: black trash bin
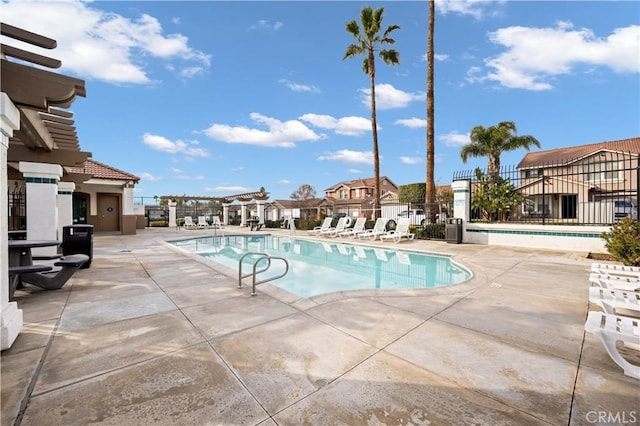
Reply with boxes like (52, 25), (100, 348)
(445, 218), (463, 244)
(62, 224), (93, 268)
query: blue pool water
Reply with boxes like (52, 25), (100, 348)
(170, 235), (471, 298)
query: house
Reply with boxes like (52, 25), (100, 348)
(265, 198), (333, 222)
(324, 176), (398, 218)
(515, 137), (640, 222)
(66, 159), (141, 234)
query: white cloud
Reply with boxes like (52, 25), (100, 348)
(318, 150), (376, 165)
(359, 84), (424, 110)
(231, 166), (245, 172)
(250, 20), (283, 31)
(204, 113), (324, 148)
(436, 0), (504, 20)
(137, 172), (162, 182)
(1, 0), (211, 84)
(422, 53), (450, 62)
(439, 131), (470, 147)
(299, 114), (372, 136)
(395, 118), (427, 128)
(400, 156), (422, 165)
(472, 22), (640, 90)
(142, 133), (210, 157)
(179, 67), (206, 79)
(278, 179), (291, 185)
(279, 79), (321, 93)
(347, 169), (362, 174)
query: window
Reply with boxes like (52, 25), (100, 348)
(524, 168), (542, 178)
(583, 161), (621, 181)
(523, 195), (551, 215)
(339, 189), (348, 199)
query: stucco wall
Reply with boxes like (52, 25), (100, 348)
(463, 222), (610, 253)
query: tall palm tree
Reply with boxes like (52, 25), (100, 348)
(425, 0), (436, 219)
(343, 6), (400, 219)
(460, 121), (541, 177)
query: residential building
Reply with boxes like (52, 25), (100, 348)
(515, 137), (640, 223)
(324, 176), (398, 218)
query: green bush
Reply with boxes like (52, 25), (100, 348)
(601, 217), (640, 266)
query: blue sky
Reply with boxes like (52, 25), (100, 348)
(2, 0), (639, 201)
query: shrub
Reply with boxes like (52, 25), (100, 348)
(601, 217), (640, 266)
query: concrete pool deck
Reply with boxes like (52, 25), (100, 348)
(2, 226), (638, 425)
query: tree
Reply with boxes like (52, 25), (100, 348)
(290, 184), (316, 200)
(397, 183), (425, 205)
(471, 168), (524, 222)
(343, 6), (400, 218)
(425, 0), (437, 220)
(602, 217), (640, 266)
(460, 121), (541, 177)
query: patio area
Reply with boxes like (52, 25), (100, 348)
(2, 226), (638, 425)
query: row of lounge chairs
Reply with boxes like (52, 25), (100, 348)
(307, 217), (415, 243)
(585, 262), (640, 380)
(183, 216), (223, 229)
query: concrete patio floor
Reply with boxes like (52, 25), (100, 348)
(2, 226), (638, 425)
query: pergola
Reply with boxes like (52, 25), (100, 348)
(1, 22), (90, 350)
(161, 188), (270, 226)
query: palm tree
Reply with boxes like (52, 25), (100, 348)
(460, 121), (541, 177)
(343, 6), (400, 218)
(425, 0), (436, 219)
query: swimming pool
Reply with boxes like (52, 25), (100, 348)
(170, 235), (471, 298)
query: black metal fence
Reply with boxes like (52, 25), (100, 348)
(453, 151), (639, 225)
(8, 182), (26, 231)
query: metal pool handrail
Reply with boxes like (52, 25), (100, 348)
(238, 252), (290, 296)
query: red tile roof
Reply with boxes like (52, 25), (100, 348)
(518, 137), (640, 168)
(67, 159), (140, 182)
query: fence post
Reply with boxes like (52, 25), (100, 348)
(168, 201), (177, 228)
(452, 180), (471, 222)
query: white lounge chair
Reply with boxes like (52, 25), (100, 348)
(323, 216), (351, 238)
(308, 217), (333, 235)
(589, 287), (640, 317)
(338, 217), (367, 238)
(380, 218), (415, 243)
(584, 311), (640, 379)
(357, 217), (390, 241)
(591, 263), (640, 280)
(183, 216), (197, 228)
(197, 216), (209, 227)
(211, 216), (224, 229)
(589, 273), (640, 292)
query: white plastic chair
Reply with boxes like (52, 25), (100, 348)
(183, 216), (196, 228)
(380, 218), (415, 243)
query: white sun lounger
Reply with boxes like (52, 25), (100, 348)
(584, 311), (640, 379)
(589, 287), (640, 317)
(380, 218), (415, 243)
(589, 274), (640, 292)
(338, 217), (367, 239)
(308, 217), (332, 236)
(357, 217), (389, 241)
(197, 216), (209, 227)
(591, 263), (640, 279)
(183, 216), (197, 228)
(322, 216), (351, 238)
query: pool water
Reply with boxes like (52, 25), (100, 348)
(170, 234), (471, 298)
